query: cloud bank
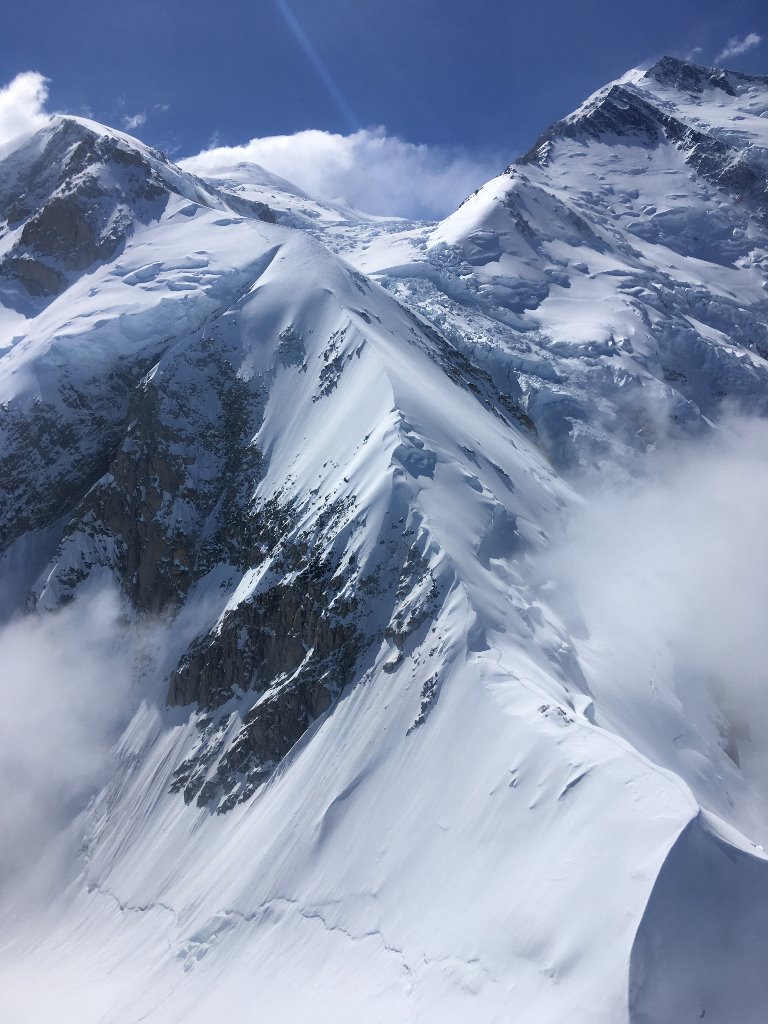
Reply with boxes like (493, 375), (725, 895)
(182, 127), (503, 219)
(0, 592), (137, 893)
(0, 71), (50, 147)
(544, 415), (768, 803)
(715, 32), (762, 64)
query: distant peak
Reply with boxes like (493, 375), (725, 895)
(643, 54), (768, 95)
(650, 54), (704, 73)
(644, 55), (733, 95)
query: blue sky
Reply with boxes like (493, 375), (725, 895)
(0, 0), (765, 216)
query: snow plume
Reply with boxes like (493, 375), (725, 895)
(715, 32), (762, 64)
(182, 127), (503, 219)
(544, 416), (768, 797)
(0, 71), (50, 147)
(0, 591), (136, 893)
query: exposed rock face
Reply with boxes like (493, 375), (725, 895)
(645, 55), (768, 95)
(165, 484), (442, 809)
(0, 116), (273, 300)
(0, 362), (148, 551)
(2, 256), (68, 297)
(73, 341), (265, 614)
(167, 544), (364, 809)
(518, 59), (768, 220)
(0, 120), (164, 298)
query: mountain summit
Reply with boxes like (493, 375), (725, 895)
(1, 57), (768, 1024)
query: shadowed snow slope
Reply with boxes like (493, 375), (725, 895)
(1, 56), (768, 1024)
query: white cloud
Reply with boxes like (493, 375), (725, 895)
(0, 591), (137, 896)
(182, 127), (503, 219)
(0, 71), (50, 147)
(122, 111), (147, 131)
(715, 32), (762, 64)
(541, 415), (768, 800)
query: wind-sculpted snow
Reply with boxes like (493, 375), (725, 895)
(1, 56), (768, 1024)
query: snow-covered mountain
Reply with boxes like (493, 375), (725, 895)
(1, 56), (768, 1023)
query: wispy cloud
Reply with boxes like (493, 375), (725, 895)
(541, 415), (768, 798)
(0, 71), (49, 147)
(715, 32), (762, 64)
(122, 111), (147, 131)
(0, 591), (137, 895)
(182, 127), (503, 219)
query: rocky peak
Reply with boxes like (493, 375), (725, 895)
(644, 54), (768, 95)
(0, 116), (273, 301)
(519, 55), (768, 166)
(515, 57), (768, 221)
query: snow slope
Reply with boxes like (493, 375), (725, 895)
(1, 57), (768, 1024)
